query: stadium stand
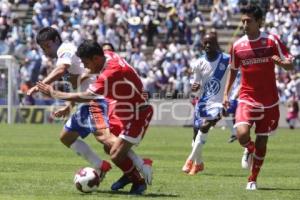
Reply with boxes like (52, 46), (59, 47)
(0, 0), (299, 106)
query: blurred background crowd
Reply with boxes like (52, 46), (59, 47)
(0, 0), (299, 106)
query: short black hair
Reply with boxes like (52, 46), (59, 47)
(102, 42), (115, 52)
(36, 27), (62, 45)
(76, 40), (104, 59)
(240, 4), (263, 21)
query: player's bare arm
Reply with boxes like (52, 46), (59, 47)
(37, 81), (96, 102)
(271, 55), (294, 71)
(27, 64), (70, 95)
(223, 68), (238, 109)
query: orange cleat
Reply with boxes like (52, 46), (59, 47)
(189, 162), (204, 175)
(182, 159), (193, 173)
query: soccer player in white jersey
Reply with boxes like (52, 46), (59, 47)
(182, 33), (230, 175)
(26, 27), (151, 187)
(27, 27), (112, 178)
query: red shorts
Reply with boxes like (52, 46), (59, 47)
(235, 102), (280, 135)
(119, 105), (153, 144)
(108, 99), (123, 136)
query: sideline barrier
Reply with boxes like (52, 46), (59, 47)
(0, 100), (298, 128)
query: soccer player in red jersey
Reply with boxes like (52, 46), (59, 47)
(223, 5), (294, 190)
(37, 40), (153, 194)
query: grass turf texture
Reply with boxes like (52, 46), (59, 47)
(0, 124), (299, 200)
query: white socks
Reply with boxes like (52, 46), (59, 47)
(188, 130), (208, 164)
(127, 149), (144, 171)
(70, 139), (102, 169)
(225, 119), (236, 137)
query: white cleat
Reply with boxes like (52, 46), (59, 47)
(246, 181), (257, 190)
(139, 159), (153, 185)
(241, 148), (253, 169)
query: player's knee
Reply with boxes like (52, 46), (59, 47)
(236, 126), (250, 138)
(200, 123), (211, 133)
(255, 136), (268, 149)
(60, 135), (71, 147)
(110, 148), (126, 164)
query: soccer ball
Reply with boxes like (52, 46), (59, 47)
(74, 167), (100, 193)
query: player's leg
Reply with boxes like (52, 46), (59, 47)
(71, 100), (113, 178)
(235, 103), (255, 169)
(187, 118), (219, 175)
(246, 135), (268, 190)
(110, 105), (153, 194)
(109, 137), (146, 194)
(62, 112), (111, 180)
(246, 105), (279, 190)
(183, 106), (222, 175)
(109, 110), (153, 186)
(182, 108), (201, 173)
(236, 124), (254, 169)
(226, 99), (237, 143)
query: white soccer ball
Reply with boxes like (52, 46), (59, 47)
(74, 167), (100, 193)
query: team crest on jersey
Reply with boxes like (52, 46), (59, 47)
(219, 63), (226, 71)
(241, 42), (248, 47)
(261, 39), (267, 45)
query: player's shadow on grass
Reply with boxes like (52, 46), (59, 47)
(96, 190), (179, 197)
(259, 187), (300, 191)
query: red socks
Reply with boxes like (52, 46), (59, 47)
(249, 147), (267, 182)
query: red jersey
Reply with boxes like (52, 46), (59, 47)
(230, 32), (292, 107)
(88, 51), (146, 118)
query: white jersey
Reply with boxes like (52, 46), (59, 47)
(192, 52), (230, 109)
(56, 42), (93, 91)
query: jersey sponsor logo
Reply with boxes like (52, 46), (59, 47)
(203, 78), (221, 99)
(241, 57), (269, 66)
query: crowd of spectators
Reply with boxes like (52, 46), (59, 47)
(0, 0), (299, 106)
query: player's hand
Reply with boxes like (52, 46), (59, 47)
(26, 85), (39, 96)
(37, 81), (54, 97)
(222, 94), (230, 110)
(271, 55), (282, 65)
(191, 82), (200, 92)
(53, 106), (71, 118)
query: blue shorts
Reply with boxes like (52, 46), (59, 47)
(64, 99), (109, 138)
(194, 104), (223, 129)
(227, 99), (238, 114)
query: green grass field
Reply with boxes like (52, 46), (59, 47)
(0, 124), (299, 200)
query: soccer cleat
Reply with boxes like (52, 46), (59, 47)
(182, 159), (193, 173)
(246, 181), (257, 190)
(139, 159), (153, 185)
(111, 174), (131, 191)
(129, 181), (147, 195)
(189, 162), (204, 175)
(228, 135), (237, 143)
(241, 148), (253, 169)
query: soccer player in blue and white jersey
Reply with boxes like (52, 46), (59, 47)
(27, 27), (112, 178)
(182, 33), (230, 175)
